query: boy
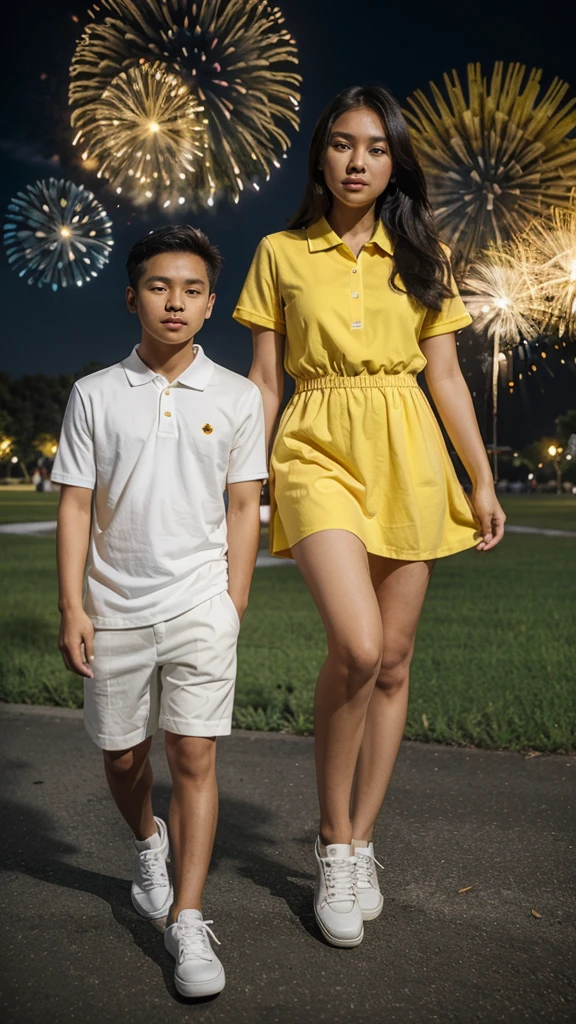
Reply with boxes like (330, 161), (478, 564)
(52, 226), (267, 998)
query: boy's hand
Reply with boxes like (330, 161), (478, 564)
(58, 609), (95, 678)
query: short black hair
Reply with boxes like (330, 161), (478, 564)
(126, 225), (223, 291)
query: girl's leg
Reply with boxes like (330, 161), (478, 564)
(350, 557), (434, 841)
(164, 733), (218, 917)
(292, 530), (384, 845)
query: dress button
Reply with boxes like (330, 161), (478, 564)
(164, 411), (172, 417)
(165, 388), (171, 396)
(352, 292), (359, 298)
(352, 268), (358, 274)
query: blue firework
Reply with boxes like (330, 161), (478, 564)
(3, 178), (114, 290)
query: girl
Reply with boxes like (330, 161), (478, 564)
(233, 84), (505, 948)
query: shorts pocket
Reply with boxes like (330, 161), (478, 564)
(222, 590), (241, 630)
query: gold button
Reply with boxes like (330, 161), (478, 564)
(164, 411), (172, 417)
(165, 388), (171, 395)
(352, 268), (358, 274)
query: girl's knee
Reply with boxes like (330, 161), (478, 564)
(375, 646), (413, 695)
(330, 636), (383, 690)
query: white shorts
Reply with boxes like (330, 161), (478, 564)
(83, 591), (240, 750)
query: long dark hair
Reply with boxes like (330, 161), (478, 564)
(289, 84), (452, 311)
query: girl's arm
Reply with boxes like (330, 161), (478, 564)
(248, 326), (286, 450)
(56, 484), (96, 676)
(420, 332), (505, 552)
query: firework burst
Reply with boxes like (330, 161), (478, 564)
(405, 62), (576, 270)
(463, 246), (539, 348)
(523, 204), (576, 337)
(72, 62), (209, 208)
(70, 0), (301, 208)
(3, 178), (113, 290)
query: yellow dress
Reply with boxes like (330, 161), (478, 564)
(233, 216), (480, 560)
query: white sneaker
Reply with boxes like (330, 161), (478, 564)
(314, 839), (364, 947)
(131, 816), (173, 920)
(353, 840), (384, 921)
(165, 910), (225, 998)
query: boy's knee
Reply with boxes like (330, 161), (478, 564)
(103, 747), (137, 777)
(165, 733), (216, 782)
(103, 739), (150, 777)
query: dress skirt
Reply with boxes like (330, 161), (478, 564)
(269, 372), (480, 561)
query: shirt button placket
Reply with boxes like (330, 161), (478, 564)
(351, 263), (362, 330)
(158, 378), (176, 436)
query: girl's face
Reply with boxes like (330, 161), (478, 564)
(320, 106), (393, 211)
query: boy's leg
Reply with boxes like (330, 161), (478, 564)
(164, 733), (218, 916)
(103, 738), (156, 841)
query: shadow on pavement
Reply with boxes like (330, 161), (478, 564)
(1, 779), (324, 1004)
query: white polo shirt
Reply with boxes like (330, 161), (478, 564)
(52, 345), (268, 628)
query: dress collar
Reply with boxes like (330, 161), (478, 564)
(122, 344), (215, 390)
(306, 215), (394, 256)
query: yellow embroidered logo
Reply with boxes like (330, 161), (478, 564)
(202, 423), (213, 434)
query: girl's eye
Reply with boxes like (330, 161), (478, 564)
(333, 142), (349, 150)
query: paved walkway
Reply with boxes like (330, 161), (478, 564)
(1, 704), (574, 1024)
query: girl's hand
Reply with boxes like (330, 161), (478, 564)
(471, 485), (506, 552)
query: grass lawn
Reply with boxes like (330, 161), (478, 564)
(500, 494), (576, 532)
(1, 490), (575, 532)
(1, 531), (574, 752)
(0, 490), (59, 524)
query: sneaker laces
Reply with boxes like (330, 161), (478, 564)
(355, 850), (384, 888)
(136, 849), (168, 892)
(324, 854), (357, 902)
(178, 919), (221, 965)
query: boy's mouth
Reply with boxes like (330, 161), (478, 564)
(162, 317), (187, 329)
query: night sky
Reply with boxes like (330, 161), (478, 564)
(2, 0), (576, 447)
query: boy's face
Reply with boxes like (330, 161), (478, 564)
(126, 252), (215, 346)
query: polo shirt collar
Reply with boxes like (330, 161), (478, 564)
(306, 215), (394, 256)
(122, 344), (215, 391)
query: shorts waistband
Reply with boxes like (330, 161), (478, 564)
(294, 372), (419, 392)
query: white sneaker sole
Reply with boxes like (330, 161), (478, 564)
(173, 966), (226, 999)
(360, 894), (384, 921)
(314, 906), (364, 948)
(131, 883), (174, 920)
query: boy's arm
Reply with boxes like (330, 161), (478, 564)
(57, 484), (95, 677)
(226, 480), (262, 620)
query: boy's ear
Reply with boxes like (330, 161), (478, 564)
(126, 286), (137, 314)
(204, 292), (216, 320)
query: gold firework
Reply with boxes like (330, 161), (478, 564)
(522, 204), (576, 337)
(72, 62), (209, 208)
(463, 247), (539, 348)
(69, 0), (301, 209)
(405, 63), (576, 271)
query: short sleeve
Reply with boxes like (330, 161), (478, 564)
(227, 384), (268, 484)
(51, 384), (96, 489)
(419, 249), (473, 340)
(232, 237), (286, 334)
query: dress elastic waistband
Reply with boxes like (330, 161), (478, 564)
(294, 372), (418, 392)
